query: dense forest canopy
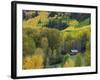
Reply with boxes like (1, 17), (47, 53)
(22, 10), (91, 69)
(23, 10), (91, 29)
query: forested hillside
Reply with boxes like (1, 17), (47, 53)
(22, 10), (91, 69)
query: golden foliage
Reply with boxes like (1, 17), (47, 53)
(23, 48), (44, 69)
(68, 20), (79, 26)
(31, 53), (44, 69)
(23, 56), (33, 69)
(63, 25), (90, 41)
(23, 11), (49, 28)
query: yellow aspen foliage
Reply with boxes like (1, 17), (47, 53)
(62, 32), (71, 40)
(81, 25), (90, 39)
(23, 18), (39, 28)
(68, 20), (79, 27)
(63, 58), (75, 67)
(23, 56), (33, 69)
(23, 48), (45, 69)
(31, 54), (44, 69)
(71, 31), (83, 40)
(23, 11), (49, 28)
(38, 11), (49, 18)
